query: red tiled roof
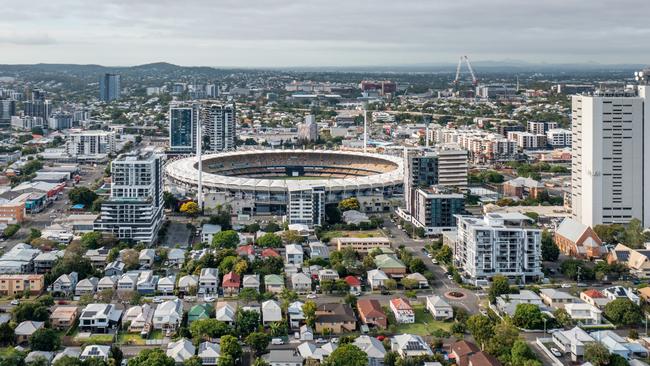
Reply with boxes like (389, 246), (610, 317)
(237, 245), (255, 255)
(222, 272), (241, 287)
(344, 276), (361, 286)
(262, 248), (280, 257)
(390, 297), (412, 310)
(451, 340), (480, 358)
(582, 289), (605, 298)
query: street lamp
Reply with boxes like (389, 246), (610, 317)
(543, 318), (547, 334)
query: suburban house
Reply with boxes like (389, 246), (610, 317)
(188, 303), (213, 324)
(297, 341), (337, 362)
(167, 338), (196, 364)
(564, 303), (603, 325)
(354, 335), (387, 366)
(153, 299), (183, 331)
(242, 274), (260, 291)
(262, 300), (283, 324)
(603, 286), (640, 305)
(85, 247), (109, 267)
(50, 306), (79, 330)
(291, 272), (312, 294)
(390, 297), (415, 324)
(261, 248), (280, 258)
(50, 272), (78, 297)
(199, 268), (219, 295)
(426, 295), (453, 320)
(25, 351), (54, 365)
(450, 340), (500, 366)
(608, 244), (650, 278)
(178, 275), (199, 295)
(117, 273), (137, 292)
(215, 302), (237, 325)
(201, 224), (221, 244)
(300, 325), (314, 341)
(374, 254), (407, 276)
(367, 269), (389, 290)
(552, 326), (595, 359)
(539, 288), (578, 309)
(264, 350), (303, 366)
(222, 272), (241, 296)
(15, 321), (44, 344)
(157, 275), (176, 295)
(139, 249), (156, 267)
(136, 270), (158, 294)
(405, 272), (428, 288)
(80, 345), (111, 362)
(104, 261), (125, 277)
(126, 304), (154, 334)
(391, 334), (433, 358)
(344, 276), (362, 293)
(167, 248), (185, 267)
(264, 274), (285, 294)
(309, 242), (330, 259)
(97, 276), (116, 291)
(554, 218), (603, 259)
(318, 269), (340, 282)
(580, 289), (612, 308)
(314, 303), (357, 333)
(74, 277), (99, 296)
(79, 303), (122, 333)
(591, 330), (649, 359)
(0, 274), (44, 297)
(357, 299), (387, 329)
(285, 244), (304, 265)
(198, 341), (221, 366)
(288, 301), (305, 329)
(495, 290), (544, 316)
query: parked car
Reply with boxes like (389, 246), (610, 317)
(331, 338), (339, 344)
(315, 338), (327, 344)
(9, 300), (19, 306)
(307, 293), (318, 299)
(560, 284), (571, 288)
(271, 338), (284, 345)
(550, 347), (562, 357)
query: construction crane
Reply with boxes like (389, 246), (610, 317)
(453, 55), (478, 86)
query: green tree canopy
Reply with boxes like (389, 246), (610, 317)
(257, 232), (283, 248)
(338, 197), (360, 212)
(68, 187), (98, 207)
(127, 348), (175, 366)
(604, 298), (643, 326)
(322, 344), (368, 366)
(30, 328), (61, 351)
(211, 230), (239, 248)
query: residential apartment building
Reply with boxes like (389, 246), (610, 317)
(203, 103), (236, 152)
(169, 104), (199, 154)
(546, 128), (572, 147)
(334, 237), (391, 253)
(571, 81), (650, 227)
(454, 213), (543, 286)
(287, 187), (325, 228)
(0, 274), (44, 296)
(99, 73), (120, 102)
(65, 130), (117, 157)
(94, 150), (164, 243)
(411, 186), (464, 235)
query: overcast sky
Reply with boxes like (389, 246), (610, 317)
(0, 0), (648, 67)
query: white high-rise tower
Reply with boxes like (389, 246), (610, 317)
(571, 71), (650, 227)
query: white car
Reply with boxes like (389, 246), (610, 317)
(271, 338), (284, 345)
(315, 338), (327, 344)
(550, 347), (562, 357)
(307, 293), (318, 299)
(203, 296), (216, 302)
(152, 297), (163, 304)
(560, 284), (571, 288)
(447, 275), (453, 280)
(427, 253), (433, 258)
(331, 338), (339, 344)
(432, 259), (438, 264)
(9, 299), (19, 306)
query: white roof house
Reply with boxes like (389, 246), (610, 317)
(215, 302), (237, 323)
(391, 334), (433, 358)
(168, 249), (185, 265)
(157, 275), (176, 294)
(97, 276), (117, 291)
(291, 272), (312, 293)
(167, 338), (196, 364)
(367, 269), (389, 290)
(564, 303), (603, 325)
(353, 335), (387, 365)
(198, 341), (221, 366)
(591, 330), (649, 359)
(80, 345), (111, 361)
(425, 295), (453, 320)
(552, 326), (595, 357)
(242, 274), (260, 290)
(15, 320), (45, 337)
(288, 301), (305, 329)
(178, 275), (199, 293)
(153, 299), (183, 330)
(262, 300), (282, 323)
(75, 277), (99, 295)
(298, 341), (338, 362)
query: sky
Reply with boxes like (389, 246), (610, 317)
(0, 0), (649, 67)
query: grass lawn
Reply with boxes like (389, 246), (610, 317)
(150, 330), (164, 339)
(74, 333), (114, 345)
(395, 305), (453, 336)
(118, 333), (146, 345)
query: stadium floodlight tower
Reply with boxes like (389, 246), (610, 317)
(363, 102), (368, 153)
(196, 108), (203, 211)
(636, 68), (650, 84)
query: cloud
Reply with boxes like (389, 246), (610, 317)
(0, 0), (648, 65)
(0, 31), (56, 46)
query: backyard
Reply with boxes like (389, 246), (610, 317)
(394, 305), (453, 336)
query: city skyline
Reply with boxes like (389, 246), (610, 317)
(1, 0), (649, 67)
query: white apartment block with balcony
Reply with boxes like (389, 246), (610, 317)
(453, 213), (543, 286)
(65, 130), (116, 157)
(94, 150), (164, 243)
(571, 84), (650, 227)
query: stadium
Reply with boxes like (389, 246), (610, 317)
(165, 149), (404, 225)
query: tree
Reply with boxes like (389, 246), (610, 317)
(211, 230), (239, 248)
(110, 344), (123, 366)
(344, 294), (358, 307)
(257, 232), (283, 248)
(435, 245), (453, 265)
(561, 259), (595, 281)
(488, 275), (510, 303)
(121, 249), (140, 270)
(252, 359), (269, 366)
(541, 230), (560, 261)
(400, 278), (419, 290)
(282, 230), (306, 244)
(338, 197), (360, 212)
(466, 315), (493, 349)
(183, 357), (202, 366)
(623, 218), (646, 248)
(604, 298), (643, 326)
(68, 187), (98, 207)
(53, 356), (84, 366)
(0, 322), (14, 345)
(30, 328), (61, 351)
(513, 303), (546, 330)
(217, 354), (235, 366)
(163, 191), (179, 210)
(325, 204), (342, 224)
(220, 335), (242, 361)
(0, 348), (25, 366)
(127, 348), (175, 366)
(553, 308), (574, 328)
(245, 332), (270, 356)
(80, 232), (103, 249)
(190, 319), (232, 340)
(238, 288), (260, 303)
(303, 300), (317, 328)
(28, 228), (41, 243)
(510, 339), (541, 366)
(383, 351), (399, 366)
(322, 344), (368, 366)
(384, 279), (397, 290)
(485, 319), (519, 358)
(594, 223), (625, 244)
(235, 309), (260, 336)
(2, 224), (20, 239)
(584, 342), (611, 366)
(13, 302), (49, 322)
(408, 258), (426, 274)
(262, 222), (281, 232)
(180, 201), (199, 217)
